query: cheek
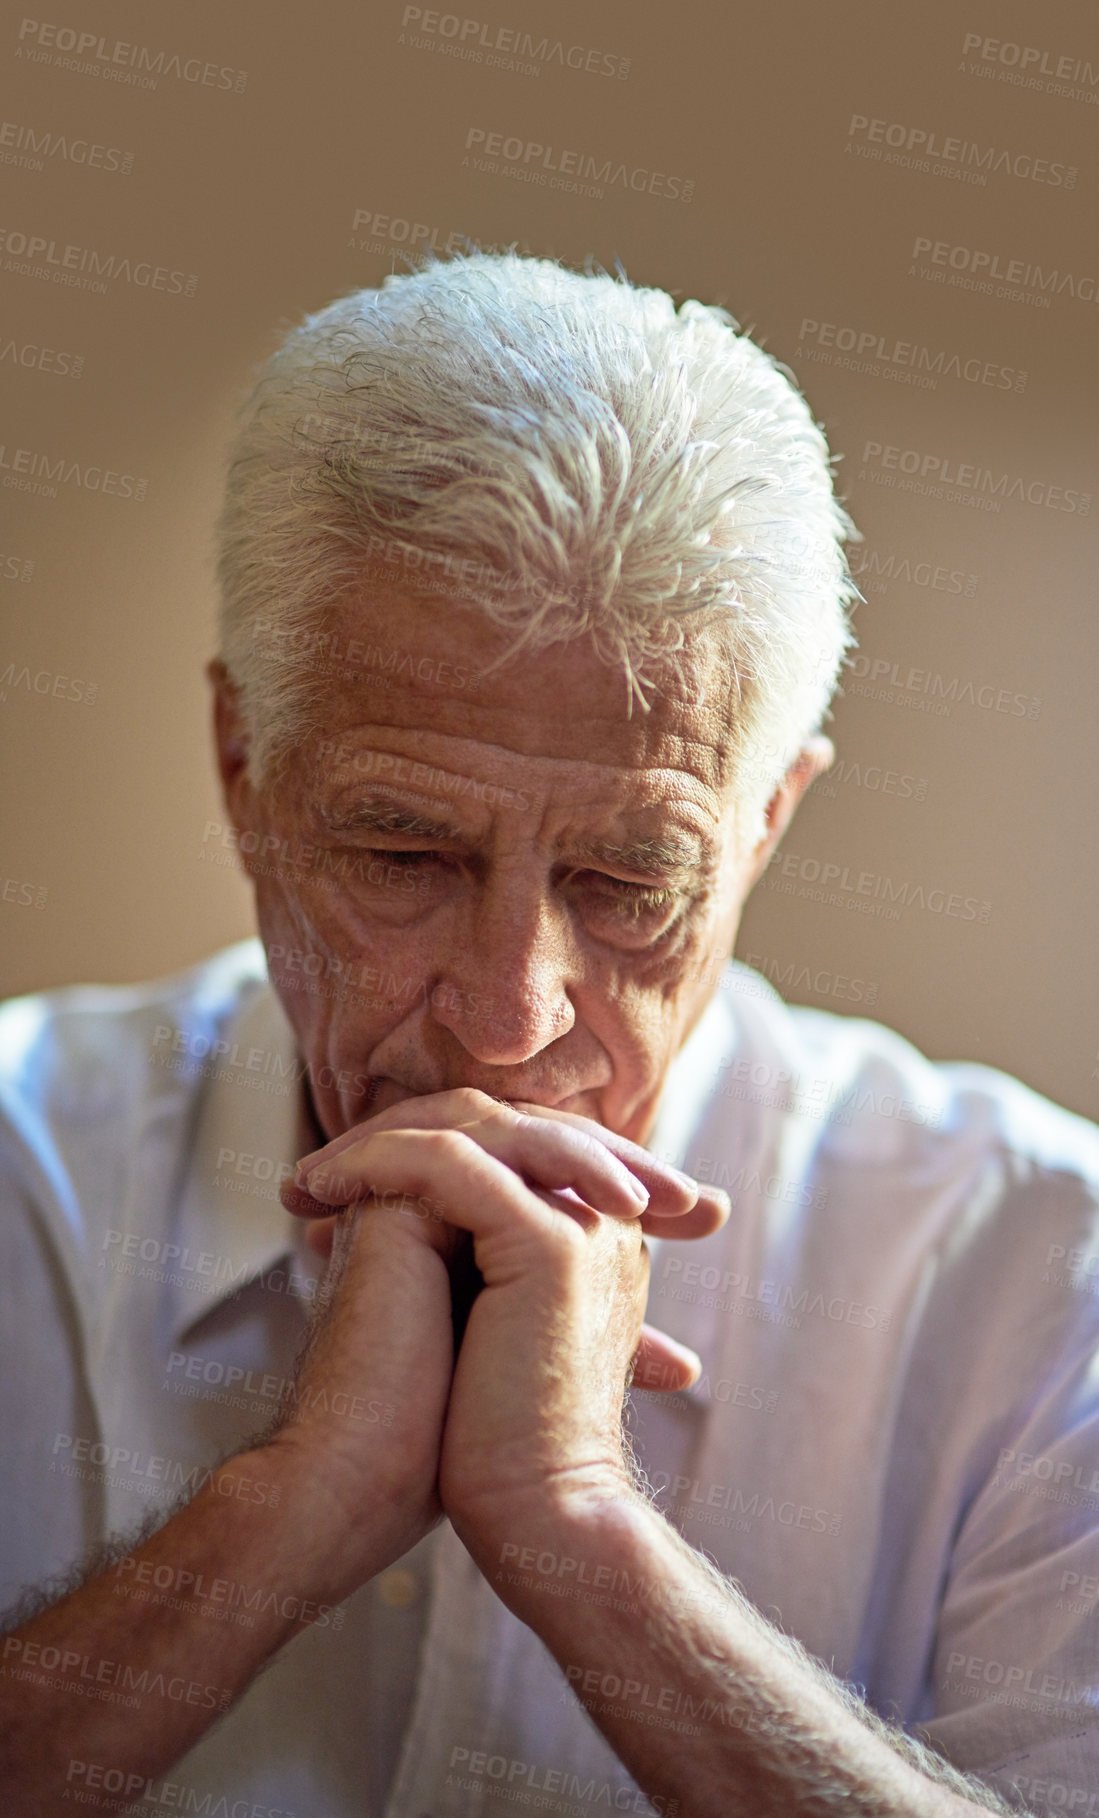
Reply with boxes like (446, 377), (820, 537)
(256, 876), (442, 1044)
(577, 966), (686, 1079)
(613, 897), (723, 1001)
(585, 905), (733, 1086)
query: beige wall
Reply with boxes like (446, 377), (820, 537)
(1, 0), (1096, 1118)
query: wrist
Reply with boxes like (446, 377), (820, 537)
(453, 1479), (659, 1623)
(246, 1433), (439, 1605)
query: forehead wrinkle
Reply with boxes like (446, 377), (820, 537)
(305, 664), (734, 786)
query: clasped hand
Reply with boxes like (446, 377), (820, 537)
(274, 1090), (729, 1587)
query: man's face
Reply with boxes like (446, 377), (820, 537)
(214, 579), (820, 1146)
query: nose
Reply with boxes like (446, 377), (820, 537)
(427, 883), (577, 1067)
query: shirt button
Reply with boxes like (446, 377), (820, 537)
(377, 1568), (419, 1609)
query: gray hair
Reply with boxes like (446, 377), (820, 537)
(215, 249), (861, 821)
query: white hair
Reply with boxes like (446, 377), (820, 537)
(215, 249), (861, 819)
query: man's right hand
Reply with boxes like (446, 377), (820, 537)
(267, 1175), (460, 1599)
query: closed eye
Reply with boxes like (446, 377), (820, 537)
(372, 849), (443, 866)
(587, 876), (678, 907)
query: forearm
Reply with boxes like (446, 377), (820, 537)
(470, 1495), (1023, 1818)
(0, 1437), (382, 1817)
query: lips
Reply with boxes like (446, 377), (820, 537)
(354, 1077), (605, 1124)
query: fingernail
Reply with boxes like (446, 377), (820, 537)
(629, 1177), (650, 1206)
(668, 1340), (703, 1383)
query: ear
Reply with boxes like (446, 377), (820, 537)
(207, 658), (252, 825)
(741, 736), (834, 893)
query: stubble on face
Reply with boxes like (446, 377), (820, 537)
(237, 580), (755, 1145)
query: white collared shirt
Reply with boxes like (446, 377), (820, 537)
(2, 940), (1099, 1818)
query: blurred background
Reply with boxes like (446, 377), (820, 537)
(1, 0), (1095, 1116)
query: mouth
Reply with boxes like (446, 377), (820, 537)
(359, 1077), (600, 1118)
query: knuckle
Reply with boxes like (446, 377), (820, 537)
(421, 1126), (474, 1165)
(446, 1086), (499, 1121)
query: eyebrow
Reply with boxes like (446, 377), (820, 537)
(568, 834), (705, 877)
(320, 798), (706, 875)
(320, 801), (462, 841)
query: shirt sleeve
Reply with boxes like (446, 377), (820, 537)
(916, 1312), (1099, 1815)
(0, 1145), (97, 1611)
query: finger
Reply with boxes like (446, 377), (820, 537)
(640, 1193), (729, 1242)
(510, 1102), (732, 1233)
(630, 1325), (702, 1394)
(297, 1097), (654, 1224)
(288, 1128), (574, 1276)
(304, 1215), (339, 1258)
(280, 1176), (337, 1220)
(295, 1088), (729, 1228)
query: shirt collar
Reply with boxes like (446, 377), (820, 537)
(168, 980), (321, 1346)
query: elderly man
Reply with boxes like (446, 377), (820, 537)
(1, 252), (1097, 1818)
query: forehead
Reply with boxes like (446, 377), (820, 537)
(288, 580), (738, 794)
